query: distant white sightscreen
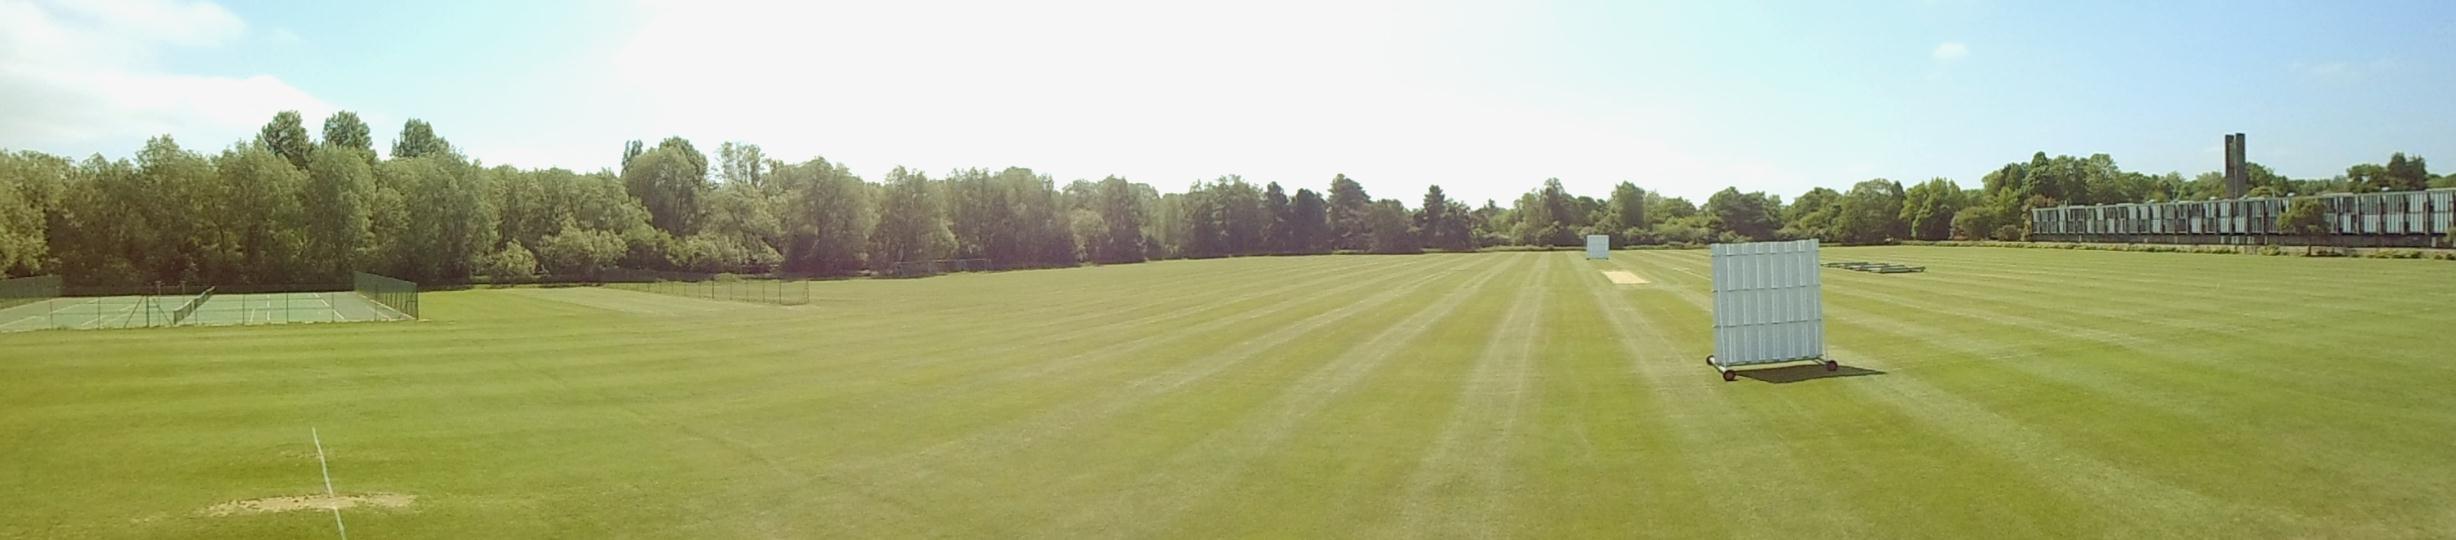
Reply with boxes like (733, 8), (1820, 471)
(1585, 235), (1610, 260)
(1707, 239), (1828, 379)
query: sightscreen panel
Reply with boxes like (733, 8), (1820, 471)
(1710, 240), (1824, 367)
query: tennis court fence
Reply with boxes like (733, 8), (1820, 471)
(354, 272), (421, 318)
(592, 270), (811, 305)
(0, 275), (62, 311)
(882, 258), (996, 279)
(0, 274), (421, 333)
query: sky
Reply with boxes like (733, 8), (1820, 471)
(2, 0), (2451, 204)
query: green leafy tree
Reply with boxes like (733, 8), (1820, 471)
(1325, 174), (1372, 250)
(2279, 198), (2330, 237)
(390, 119), (452, 159)
(620, 140), (645, 172)
(1178, 184), (1222, 258)
(1781, 187), (1841, 240)
(945, 168), (1004, 260)
(1417, 185), (1472, 251)
(716, 141), (769, 190)
(1510, 178), (1584, 246)
(1261, 182), (1294, 254)
(1142, 192), (1185, 259)
(1951, 191), (2027, 241)
(621, 143), (709, 235)
(121, 136), (215, 283)
(1220, 178), (1265, 256)
(1950, 206), (1996, 241)
(0, 176), (34, 276)
(1899, 178), (1968, 241)
(1831, 179), (1906, 244)
(301, 146), (377, 278)
(256, 111), (313, 171)
(1001, 168), (1076, 267)
(867, 167), (953, 270)
(1703, 187), (1780, 241)
(373, 155), (496, 282)
(1290, 188), (1329, 253)
(0, 151), (69, 276)
(535, 223), (628, 277)
(1068, 209), (1106, 262)
(699, 181), (783, 272)
(1092, 176), (1148, 263)
(480, 240), (538, 279)
(1606, 182), (1647, 237)
(1365, 199), (1420, 254)
(319, 111), (373, 158)
(2385, 153), (2430, 191)
(773, 158), (872, 274)
(1649, 194), (1698, 222)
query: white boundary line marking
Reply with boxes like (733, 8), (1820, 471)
(102, 298), (143, 329)
(352, 291), (412, 321)
(312, 427), (348, 540)
(0, 298), (97, 331)
(312, 293), (340, 323)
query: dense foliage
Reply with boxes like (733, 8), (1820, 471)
(0, 111), (2444, 284)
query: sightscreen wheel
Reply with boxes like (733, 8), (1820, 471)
(1721, 369), (1737, 382)
(1705, 355), (1716, 367)
(1823, 360), (1839, 372)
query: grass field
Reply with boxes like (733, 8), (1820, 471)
(3, 247), (2454, 538)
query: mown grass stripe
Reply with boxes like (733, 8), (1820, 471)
(1580, 253), (1871, 538)
(1043, 253), (1532, 537)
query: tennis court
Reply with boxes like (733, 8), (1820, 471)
(0, 290), (411, 332)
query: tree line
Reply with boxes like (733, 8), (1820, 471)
(1, 111), (2446, 285)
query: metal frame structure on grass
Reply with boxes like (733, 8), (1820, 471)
(0, 279), (414, 333)
(1705, 239), (1833, 381)
(1585, 235), (1611, 260)
(353, 272), (421, 319)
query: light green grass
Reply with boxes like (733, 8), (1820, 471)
(2, 247), (2453, 538)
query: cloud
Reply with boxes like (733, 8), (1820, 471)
(0, 0), (333, 152)
(1931, 42), (1969, 62)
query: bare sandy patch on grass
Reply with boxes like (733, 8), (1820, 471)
(201, 493), (415, 517)
(1602, 270), (1648, 285)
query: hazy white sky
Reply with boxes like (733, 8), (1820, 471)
(3, 0), (2451, 204)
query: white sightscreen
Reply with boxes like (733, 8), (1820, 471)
(1585, 235), (1610, 259)
(1710, 240), (1824, 367)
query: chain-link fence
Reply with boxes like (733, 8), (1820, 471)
(605, 278), (811, 305)
(354, 272), (421, 319)
(1, 279), (411, 333)
(882, 258), (996, 278)
(0, 275), (62, 311)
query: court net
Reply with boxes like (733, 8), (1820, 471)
(168, 286), (215, 324)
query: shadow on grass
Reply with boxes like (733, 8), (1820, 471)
(1736, 363), (1886, 384)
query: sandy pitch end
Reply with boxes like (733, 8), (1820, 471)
(202, 493), (415, 517)
(1602, 270), (1648, 285)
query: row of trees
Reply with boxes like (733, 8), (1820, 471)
(2, 111), (2446, 284)
(0, 112), (1497, 284)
